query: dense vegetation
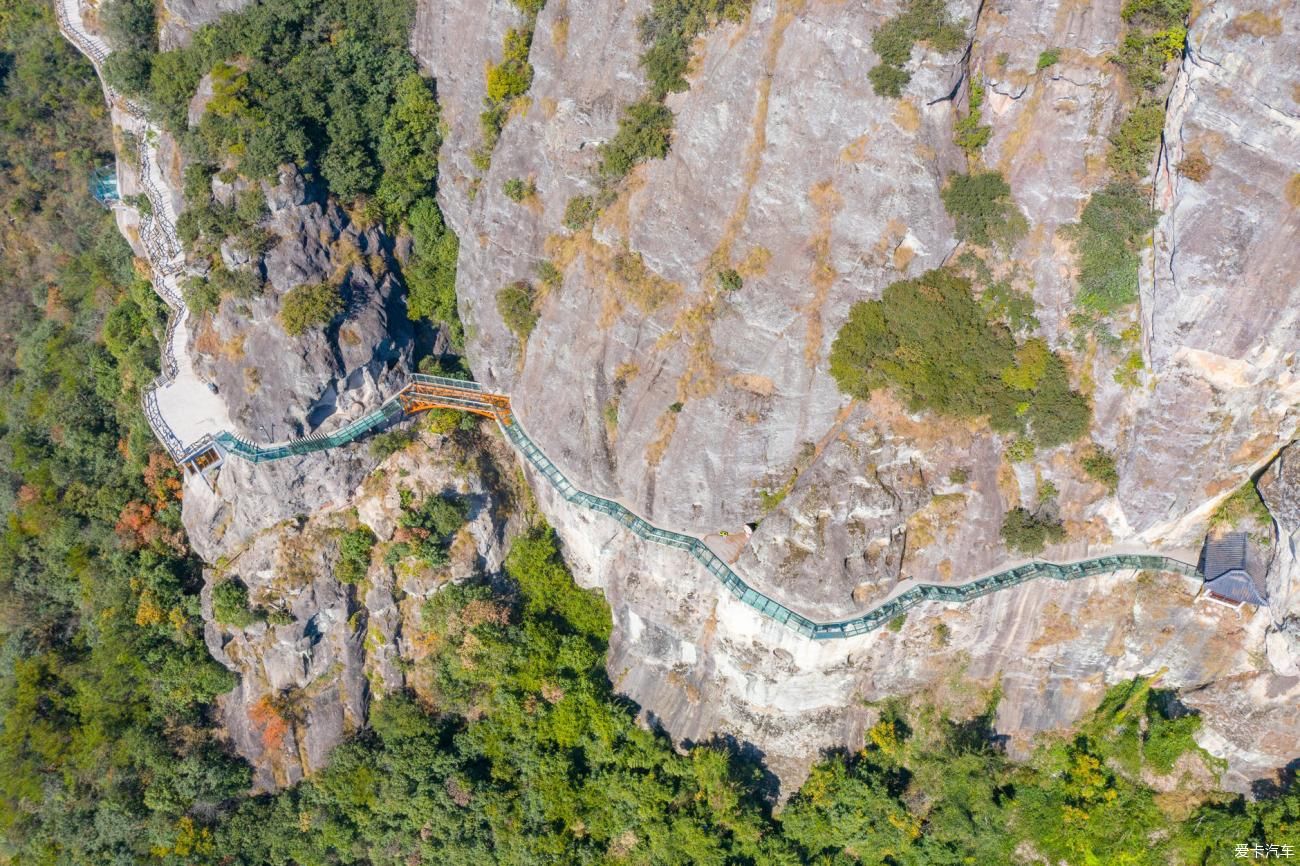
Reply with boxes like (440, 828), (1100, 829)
(1000, 505), (1067, 554)
(107, 0), (463, 342)
(952, 76), (990, 156)
(1068, 181), (1156, 314)
(5, 2), (1298, 864)
(162, 527), (1300, 865)
(867, 0), (966, 98)
(280, 281), (345, 336)
(497, 279), (540, 340)
(941, 170), (1026, 249)
(335, 526), (378, 584)
(1066, 0), (1186, 321)
(0, 5), (246, 860)
(387, 487), (470, 568)
(829, 270), (1091, 448)
(1104, 0), (1190, 189)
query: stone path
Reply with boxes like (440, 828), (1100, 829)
(56, 0), (233, 460)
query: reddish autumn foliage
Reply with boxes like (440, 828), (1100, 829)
(143, 451), (183, 506)
(115, 501), (155, 549)
(249, 696), (290, 753)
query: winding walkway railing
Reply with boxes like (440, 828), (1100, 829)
(198, 372), (1203, 640)
(56, 0), (191, 460)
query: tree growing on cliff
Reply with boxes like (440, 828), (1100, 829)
(941, 170), (1028, 250)
(999, 506), (1066, 554)
(497, 280), (539, 339)
(404, 199), (462, 343)
(829, 269), (1092, 447)
(212, 580), (256, 628)
(280, 282), (344, 336)
(377, 73), (442, 221)
(1067, 182), (1154, 314)
(867, 0), (967, 97)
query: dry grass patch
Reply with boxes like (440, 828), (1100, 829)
(542, 230), (679, 327)
(645, 409), (680, 468)
(905, 492), (967, 552)
(550, 1), (570, 57)
(803, 178), (842, 366)
(611, 247), (680, 314)
(736, 245), (772, 278)
(706, 0), (795, 271)
(892, 242), (916, 273)
(195, 322), (246, 360)
(1028, 602), (1083, 652)
(1227, 10), (1282, 38)
(728, 373), (775, 396)
(839, 133), (871, 163)
(1285, 173), (1300, 209)
(892, 99), (921, 133)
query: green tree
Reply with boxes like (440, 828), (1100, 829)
(497, 280), (539, 339)
(599, 99), (675, 179)
(830, 269), (1038, 435)
(1082, 447), (1120, 492)
(404, 198), (462, 341)
(377, 73), (442, 220)
(280, 282), (344, 335)
(868, 0), (966, 97)
(941, 170), (1027, 249)
(212, 580), (256, 628)
(564, 195), (596, 230)
(336, 526), (377, 584)
(486, 28), (534, 102)
(1069, 182), (1154, 314)
(1000, 506), (1066, 554)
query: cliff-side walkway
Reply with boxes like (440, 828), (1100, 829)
(182, 373), (1203, 641)
(58, 0), (1203, 641)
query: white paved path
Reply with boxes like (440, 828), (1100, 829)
(56, 0), (232, 458)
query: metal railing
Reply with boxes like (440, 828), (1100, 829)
(57, 1), (196, 460)
(213, 400), (405, 463)
(497, 411), (1202, 640)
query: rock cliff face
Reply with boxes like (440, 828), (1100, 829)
(122, 0), (1298, 793)
(196, 167), (414, 445)
(413, 0), (1300, 790)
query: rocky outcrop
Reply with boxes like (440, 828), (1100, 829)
(105, 0), (1300, 795)
(1260, 440), (1300, 676)
(192, 167), (415, 446)
(159, 0), (253, 49)
(1130, 1), (1300, 535)
(203, 433), (521, 790)
(180, 168), (418, 561)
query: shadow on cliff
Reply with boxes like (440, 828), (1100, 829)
(1252, 757), (1300, 799)
(645, 711), (784, 803)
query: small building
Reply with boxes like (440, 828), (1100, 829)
(1198, 531), (1268, 608)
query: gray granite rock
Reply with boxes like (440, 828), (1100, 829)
(415, 0), (1300, 790)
